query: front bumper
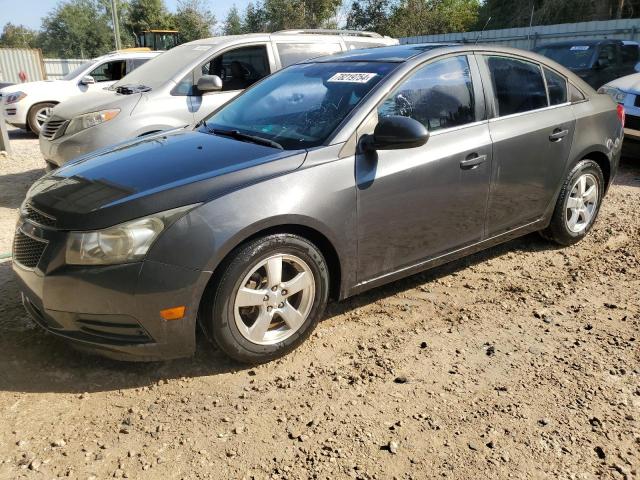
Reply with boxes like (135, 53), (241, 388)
(39, 124), (108, 168)
(3, 101), (28, 128)
(12, 218), (211, 361)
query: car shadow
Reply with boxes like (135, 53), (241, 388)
(0, 169), (46, 209)
(0, 231), (559, 395)
(7, 128), (37, 140)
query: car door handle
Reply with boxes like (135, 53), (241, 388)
(460, 154), (487, 170)
(549, 129), (569, 142)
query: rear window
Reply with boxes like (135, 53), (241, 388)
(487, 56), (548, 116)
(535, 45), (595, 70)
(277, 43), (342, 67)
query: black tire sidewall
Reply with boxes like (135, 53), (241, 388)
(547, 160), (604, 245)
(209, 234), (329, 363)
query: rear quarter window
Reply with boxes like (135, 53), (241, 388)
(543, 67), (568, 105)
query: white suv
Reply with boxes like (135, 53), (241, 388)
(39, 30), (398, 167)
(0, 51), (159, 134)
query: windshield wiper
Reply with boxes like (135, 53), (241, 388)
(211, 128), (283, 150)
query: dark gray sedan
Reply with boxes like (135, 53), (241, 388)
(13, 45), (623, 363)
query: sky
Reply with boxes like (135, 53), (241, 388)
(0, 0), (250, 31)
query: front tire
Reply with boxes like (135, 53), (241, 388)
(27, 102), (56, 135)
(205, 234), (329, 364)
(541, 159), (604, 246)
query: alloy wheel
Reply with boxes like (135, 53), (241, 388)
(565, 173), (598, 234)
(233, 254), (315, 345)
(34, 106), (52, 130)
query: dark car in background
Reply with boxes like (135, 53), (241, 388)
(534, 39), (638, 89)
(13, 44), (623, 364)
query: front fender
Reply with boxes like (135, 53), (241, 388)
(148, 155), (358, 298)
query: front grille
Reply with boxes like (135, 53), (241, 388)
(23, 203), (57, 227)
(40, 117), (67, 139)
(626, 114), (640, 131)
(13, 230), (48, 269)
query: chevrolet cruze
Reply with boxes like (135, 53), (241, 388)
(13, 45), (623, 363)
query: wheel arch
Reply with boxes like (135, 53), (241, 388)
(199, 222), (344, 325)
(580, 150), (611, 190)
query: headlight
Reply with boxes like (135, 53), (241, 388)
(65, 109), (120, 136)
(598, 86), (627, 104)
(5, 91), (27, 104)
(65, 205), (197, 265)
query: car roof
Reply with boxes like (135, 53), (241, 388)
(186, 32), (397, 47)
(309, 43), (460, 63)
(534, 39), (620, 48)
(96, 50), (162, 60)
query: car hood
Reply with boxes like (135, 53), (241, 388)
(0, 79), (71, 95)
(26, 129), (306, 230)
(605, 72), (640, 92)
(50, 88), (140, 120)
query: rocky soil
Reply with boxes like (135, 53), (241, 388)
(0, 128), (638, 479)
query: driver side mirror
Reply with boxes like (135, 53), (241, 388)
(80, 75), (95, 85)
(361, 116), (429, 153)
(595, 58), (610, 70)
(197, 74), (223, 93)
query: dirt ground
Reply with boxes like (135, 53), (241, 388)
(0, 127), (638, 480)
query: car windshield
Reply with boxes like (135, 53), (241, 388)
(111, 43), (217, 90)
(536, 45), (596, 69)
(200, 61), (397, 150)
(62, 61), (94, 80)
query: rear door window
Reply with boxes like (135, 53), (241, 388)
(89, 60), (126, 82)
(345, 40), (386, 50)
(378, 55), (476, 132)
(543, 67), (568, 105)
(486, 56), (548, 116)
(276, 43), (342, 67)
(126, 58), (151, 73)
(202, 45), (270, 91)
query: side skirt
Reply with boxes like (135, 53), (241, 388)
(345, 217), (546, 298)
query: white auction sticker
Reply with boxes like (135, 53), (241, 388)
(327, 72), (377, 83)
(570, 46), (590, 51)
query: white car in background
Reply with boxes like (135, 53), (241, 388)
(0, 51), (159, 134)
(599, 72), (640, 143)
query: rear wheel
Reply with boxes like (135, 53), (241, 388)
(541, 159), (604, 246)
(205, 234), (329, 363)
(27, 102), (56, 135)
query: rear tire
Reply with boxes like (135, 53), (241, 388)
(204, 234), (329, 364)
(27, 102), (56, 135)
(541, 159), (604, 246)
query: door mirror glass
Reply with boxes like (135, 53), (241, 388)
(197, 74), (223, 92)
(80, 75), (95, 85)
(364, 116), (429, 151)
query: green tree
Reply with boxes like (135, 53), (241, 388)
(0, 23), (39, 48)
(242, 2), (267, 32)
(257, 0), (342, 30)
(125, 0), (174, 37)
(39, 0), (114, 57)
(224, 5), (244, 35)
(346, 0), (393, 35)
(174, 0), (215, 42)
(388, 0), (480, 37)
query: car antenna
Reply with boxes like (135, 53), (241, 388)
(475, 17), (492, 45)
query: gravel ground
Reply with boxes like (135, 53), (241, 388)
(0, 127), (638, 480)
